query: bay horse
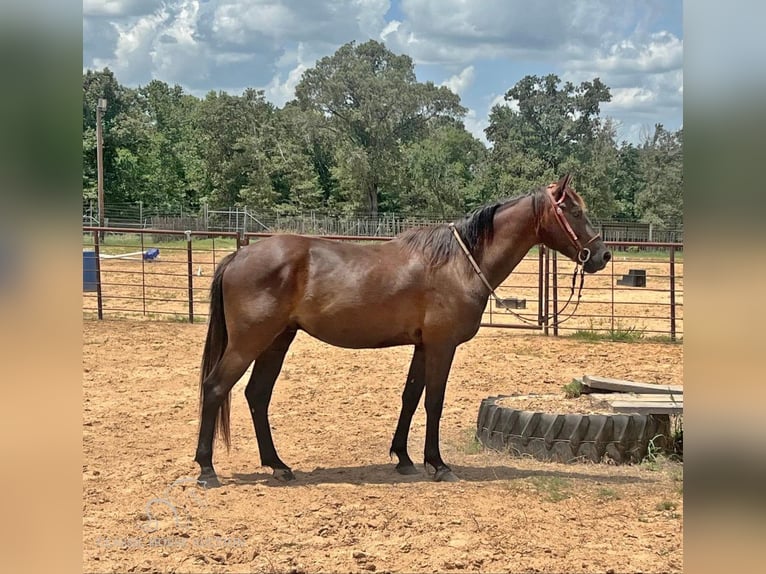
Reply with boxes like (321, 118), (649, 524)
(194, 174), (610, 485)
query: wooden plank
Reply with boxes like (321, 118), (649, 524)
(588, 393), (683, 403)
(609, 400), (683, 415)
(582, 375), (683, 395)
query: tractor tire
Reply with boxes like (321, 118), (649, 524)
(476, 395), (671, 464)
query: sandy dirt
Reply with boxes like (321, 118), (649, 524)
(83, 320), (683, 573)
(83, 239), (683, 337)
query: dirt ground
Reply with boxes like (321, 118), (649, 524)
(83, 320), (683, 573)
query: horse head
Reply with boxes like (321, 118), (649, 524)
(538, 174), (611, 273)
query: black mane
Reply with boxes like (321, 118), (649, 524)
(399, 186), (545, 266)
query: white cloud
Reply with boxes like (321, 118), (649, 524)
(264, 44), (309, 106)
(384, 0), (643, 65)
(463, 108), (488, 145)
(440, 65), (474, 96)
(82, 0), (681, 145)
(488, 93), (518, 112)
(569, 32), (683, 76)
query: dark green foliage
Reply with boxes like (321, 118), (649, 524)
(82, 46), (682, 227)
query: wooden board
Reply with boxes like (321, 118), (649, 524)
(609, 400), (684, 415)
(582, 375), (683, 395)
(588, 393), (683, 403)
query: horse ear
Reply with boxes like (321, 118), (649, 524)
(551, 174), (570, 201)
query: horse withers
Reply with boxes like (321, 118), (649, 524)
(194, 174), (610, 485)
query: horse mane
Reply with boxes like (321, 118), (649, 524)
(398, 186), (547, 267)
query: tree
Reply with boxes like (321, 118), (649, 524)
(195, 89), (277, 208)
(402, 123), (486, 216)
(636, 124), (683, 227)
(295, 40), (466, 214)
(565, 118), (619, 219)
(612, 142), (644, 221)
(490, 74), (611, 175)
(82, 68), (135, 204)
(138, 80), (205, 209)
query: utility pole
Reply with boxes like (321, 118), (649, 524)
(96, 98), (107, 235)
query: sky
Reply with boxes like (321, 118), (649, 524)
(83, 0), (683, 146)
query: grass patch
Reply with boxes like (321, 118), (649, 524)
(461, 428), (483, 455)
(570, 324), (645, 343)
(529, 476), (573, 502)
(641, 434), (669, 470)
(655, 500), (677, 512)
(596, 487), (620, 501)
(562, 378), (583, 398)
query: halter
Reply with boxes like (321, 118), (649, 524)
(449, 186), (600, 328)
(547, 185), (601, 264)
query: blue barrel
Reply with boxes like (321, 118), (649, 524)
(83, 250), (98, 292)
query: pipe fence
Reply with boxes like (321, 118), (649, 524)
(82, 227), (683, 340)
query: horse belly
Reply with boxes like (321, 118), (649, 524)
(296, 301), (423, 349)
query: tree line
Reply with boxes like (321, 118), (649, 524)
(83, 40), (682, 227)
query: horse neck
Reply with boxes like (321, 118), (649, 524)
(480, 195), (540, 289)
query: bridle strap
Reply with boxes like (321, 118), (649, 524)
(449, 188), (594, 328)
(548, 188), (601, 264)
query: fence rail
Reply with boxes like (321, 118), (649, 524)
(83, 201), (684, 244)
(82, 227), (683, 340)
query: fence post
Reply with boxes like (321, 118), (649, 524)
(669, 245), (676, 341)
(93, 229), (104, 320)
(537, 246), (544, 327)
(543, 246), (550, 336)
(185, 230), (194, 324)
(552, 250), (559, 336)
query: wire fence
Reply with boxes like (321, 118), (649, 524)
(83, 201), (684, 245)
(82, 227), (683, 340)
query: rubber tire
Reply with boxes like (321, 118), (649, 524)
(476, 395), (671, 464)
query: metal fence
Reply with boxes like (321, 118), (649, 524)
(82, 227), (683, 340)
(83, 201), (684, 244)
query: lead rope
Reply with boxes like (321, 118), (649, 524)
(448, 223), (585, 327)
(449, 223), (541, 326)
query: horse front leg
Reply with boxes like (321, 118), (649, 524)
(423, 343), (459, 482)
(390, 346), (425, 474)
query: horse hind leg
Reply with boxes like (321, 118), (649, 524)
(244, 328), (297, 482)
(195, 348), (253, 487)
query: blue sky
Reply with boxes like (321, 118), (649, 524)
(83, 0), (683, 145)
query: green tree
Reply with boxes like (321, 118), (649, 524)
(195, 89), (276, 208)
(295, 40), (466, 214)
(495, 74), (611, 175)
(565, 118), (619, 219)
(82, 68), (137, 204)
(636, 124), (683, 227)
(612, 142), (644, 221)
(401, 123), (486, 216)
(483, 101), (552, 197)
(138, 80), (205, 209)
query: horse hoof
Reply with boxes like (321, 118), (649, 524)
(197, 472), (221, 489)
(396, 463), (420, 476)
(272, 468), (295, 482)
(434, 468), (460, 483)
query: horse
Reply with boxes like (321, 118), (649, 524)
(194, 174), (611, 485)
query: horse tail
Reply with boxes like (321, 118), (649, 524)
(199, 251), (237, 451)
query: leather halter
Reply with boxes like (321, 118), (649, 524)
(545, 185), (601, 264)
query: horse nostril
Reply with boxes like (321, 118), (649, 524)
(603, 251), (611, 263)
